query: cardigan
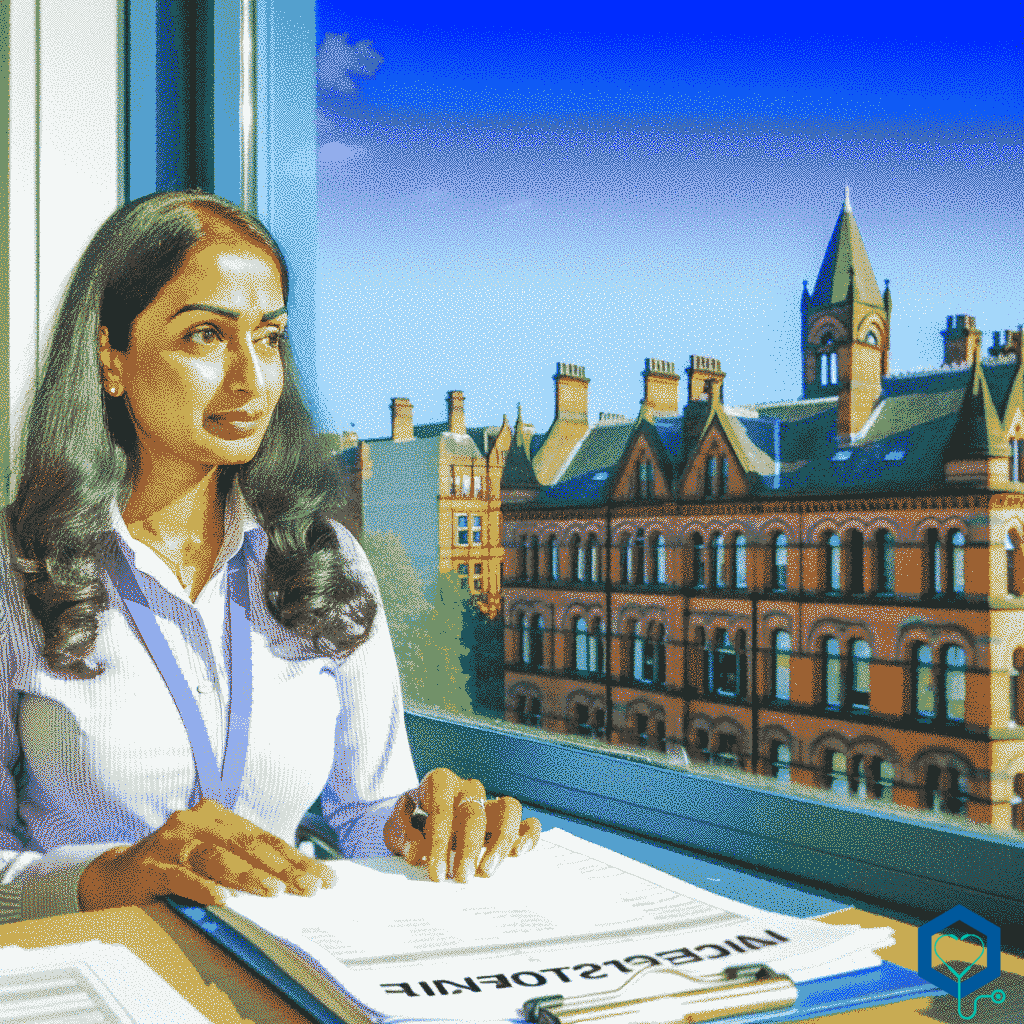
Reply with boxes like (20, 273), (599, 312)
(0, 479), (418, 922)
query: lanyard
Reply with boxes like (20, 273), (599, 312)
(106, 539), (253, 811)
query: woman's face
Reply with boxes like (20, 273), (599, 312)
(99, 232), (286, 474)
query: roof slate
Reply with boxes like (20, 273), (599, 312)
(810, 198), (884, 308)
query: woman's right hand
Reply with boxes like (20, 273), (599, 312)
(78, 798), (337, 911)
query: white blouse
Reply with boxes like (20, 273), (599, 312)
(0, 480), (418, 922)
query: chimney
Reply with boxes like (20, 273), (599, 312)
(553, 362), (589, 423)
(390, 397), (413, 441)
(446, 390), (466, 435)
(685, 355), (725, 406)
(642, 358), (680, 416)
(941, 314), (982, 366)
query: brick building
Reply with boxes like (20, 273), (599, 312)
(500, 193), (1024, 832)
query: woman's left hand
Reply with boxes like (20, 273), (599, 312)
(384, 767), (542, 882)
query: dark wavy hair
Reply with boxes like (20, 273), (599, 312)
(7, 190), (375, 677)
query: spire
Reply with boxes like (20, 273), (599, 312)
(502, 402), (541, 491)
(810, 189), (883, 307)
(945, 354), (1010, 462)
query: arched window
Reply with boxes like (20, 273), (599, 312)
(823, 636), (842, 707)
(530, 535), (540, 581)
(913, 644), (935, 718)
(869, 759), (895, 802)
(865, 330), (878, 346)
(876, 529), (894, 594)
(704, 457), (715, 498)
(773, 533), (788, 591)
(632, 621), (643, 683)
(692, 533), (705, 589)
(827, 750), (848, 793)
(641, 623), (666, 685)
(529, 615), (545, 668)
(943, 646), (967, 722)
(1007, 531), (1021, 597)
(773, 630), (791, 701)
(852, 755), (869, 799)
(574, 701), (592, 736)
(825, 532), (841, 592)
(710, 532), (724, 589)
(654, 533), (667, 585)
(849, 530), (864, 593)
(571, 534), (582, 582)
(850, 639), (871, 710)
(589, 617), (606, 675)
(549, 534), (560, 581)
(574, 616), (588, 673)
(588, 533), (601, 583)
(926, 528), (941, 595)
(829, 351), (838, 384)
(633, 529), (646, 585)
(720, 456), (728, 495)
(734, 533), (747, 590)
(949, 530), (965, 595)
(713, 629), (738, 696)
(1010, 437), (1023, 483)
(770, 742), (791, 784)
(519, 613), (530, 665)
(635, 712), (649, 748)
(819, 353), (827, 387)
(516, 693), (542, 727)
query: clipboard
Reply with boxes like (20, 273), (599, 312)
(164, 897), (942, 1024)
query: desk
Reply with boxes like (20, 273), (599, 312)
(1, 903), (1020, 1023)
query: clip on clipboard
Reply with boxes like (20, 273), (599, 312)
(521, 963), (798, 1024)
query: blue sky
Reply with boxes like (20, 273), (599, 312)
(314, 2), (1022, 439)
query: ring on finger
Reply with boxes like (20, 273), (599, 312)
(455, 796), (486, 813)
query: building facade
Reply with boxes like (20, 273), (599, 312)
(351, 390), (510, 606)
(501, 195), (1024, 833)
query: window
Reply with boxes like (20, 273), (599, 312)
(457, 563), (469, 590)
(852, 755), (869, 799)
(636, 459), (653, 499)
(622, 534), (633, 585)
(457, 514), (469, 545)
(823, 636), (842, 707)
(1010, 437), (1022, 483)
(473, 563), (483, 592)
(819, 353), (827, 386)
(773, 631), (791, 701)
(529, 615), (545, 668)
(574, 617), (588, 673)
(830, 351), (838, 384)
(633, 529), (646, 585)
(572, 534), (583, 581)
(865, 330), (878, 346)
(635, 712), (649, 748)
(926, 528), (941, 594)
(632, 621), (643, 683)
(876, 529), (895, 594)
(693, 728), (710, 763)
(850, 639), (871, 710)
(913, 644), (935, 718)
(1007, 531), (1021, 597)
(654, 533), (667, 585)
(870, 759), (895, 802)
(734, 533), (747, 589)
(645, 623), (666, 686)
(1011, 649), (1023, 727)
(925, 766), (969, 816)
(472, 515), (482, 545)
(943, 645), (967, 722)
(713, 629), (738, 696)
(849, 530), (864, 593)
(704, 457), (715, 498)
(589, 618), (606, 676)
(473, 474), (482, 498)
(655, 719), (667, 753)
(770, 742), (791, 784)
(692, 533), (705, 588)
(948, 530), (965, 594)
(529, 535), (539, 581)
(713, 733), (738, 766)
(519, 613), (530, 664)
(588, 534), (601, 583)
(827, 750), (848, 794)
(710, 532), (724, 589)
(824, 532), (841, 591)
(549, 535), (559, 581)
(574, 702), (591, 736)
(773, 533), (788, 591)
(517, 695), (541, 727)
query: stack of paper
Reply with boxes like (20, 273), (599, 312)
(0, 940), (213, 1023)
(205, 828), (894, 1023)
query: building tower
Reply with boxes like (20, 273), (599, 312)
(801, 189), (891, 432)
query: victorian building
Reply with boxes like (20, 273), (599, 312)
(500, 192), (1024, 832)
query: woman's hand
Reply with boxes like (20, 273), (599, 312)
(78, 798), (337, 911)
(383, 767), (542, 883)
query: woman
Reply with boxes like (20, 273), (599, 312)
(0, 191), (540, 923)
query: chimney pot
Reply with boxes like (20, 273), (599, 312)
(446, 390), (466, 435)
(390, 397), (414, 441)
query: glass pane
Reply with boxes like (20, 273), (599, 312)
(916, 646), (935, 717)
(735, 535), (746, 589)
(945, 646), (966, 722)
(774, 631), (791, 701)
(825, 637), (842, 706)
(829, 751), (848, 793)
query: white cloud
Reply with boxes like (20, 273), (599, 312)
(317, 32), (383, 97)
(319, 141), (366, 165)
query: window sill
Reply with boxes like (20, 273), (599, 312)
(404, 705), (1024, 939)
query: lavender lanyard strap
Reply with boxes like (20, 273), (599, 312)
(106, 540), (253, 811)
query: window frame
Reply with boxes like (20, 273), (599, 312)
(405, 707), (1024, 931)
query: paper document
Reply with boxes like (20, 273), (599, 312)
(207, 828), (894, 1023)
(0, 941), (212, 1023)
